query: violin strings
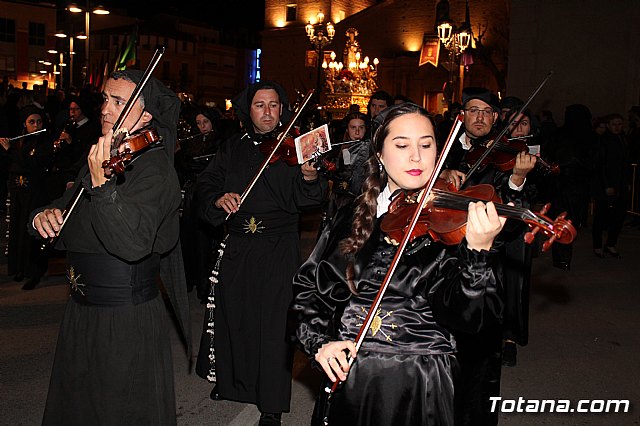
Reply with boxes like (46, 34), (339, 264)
(492, 142), (521, 154)
(431, 189), (553, 227)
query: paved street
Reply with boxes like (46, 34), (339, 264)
(1, 213), (639, 425)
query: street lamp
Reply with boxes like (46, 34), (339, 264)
(305, 12), (335, 100)
(436, 0), (472, 105)
(68, 2), (109, 85)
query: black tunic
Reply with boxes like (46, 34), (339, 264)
(444, 132), (529, 425)
(3, 132), (52, 278)
(31, 147), (183, 425)
(195, 132), (327, 413)
(291, 207), (503, 426)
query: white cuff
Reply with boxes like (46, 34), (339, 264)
(508, 175), (526, 191)
(32, 212), (42, 230)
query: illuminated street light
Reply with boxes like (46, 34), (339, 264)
(305, 12), (335, 99)
(68, 2), (109, 85)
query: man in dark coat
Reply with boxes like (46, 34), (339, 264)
(439, 87), (537, 426)
(30, 70), (190, 425)
(195, 81), (327, 425)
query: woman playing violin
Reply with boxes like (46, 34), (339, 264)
(500, 108), (540, 369)
(291, 103), (507, 425)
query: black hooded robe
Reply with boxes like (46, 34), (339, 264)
(194, 81), (327, 413)
(291, 207), (503, 426)
(30, 72), (190, 426)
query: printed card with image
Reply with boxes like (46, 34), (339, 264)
(294, 124), (331, 164)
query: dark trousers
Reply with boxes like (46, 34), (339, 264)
(592, 198), (627, 248)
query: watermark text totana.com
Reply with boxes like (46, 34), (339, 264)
(490, 397), (630, 413)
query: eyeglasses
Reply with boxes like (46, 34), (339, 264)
(464, 107), (494, 116)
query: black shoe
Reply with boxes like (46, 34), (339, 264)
(209, 385), (222, 401)
(259, 412), (282, 426)
(502, 341), (517, 367)
(553, 261), (570, 271)
(13, 272), (24, 282)
(21, 277), (40, 291)
(604, 246), (622, 258)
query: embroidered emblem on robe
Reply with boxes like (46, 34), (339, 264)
(356, 307), (398, 342)
(243, 216), (265, 234)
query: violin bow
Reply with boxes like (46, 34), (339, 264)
(326, 113), (465, 399)
(224, 89), (315, 221)
(43, 47), (166, 249)
(462, 71), (553, 187)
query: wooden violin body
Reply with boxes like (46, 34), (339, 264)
(102, 127), (160, 175)
(381, 179), (576, 250)
(258, 129), (300, 166)
(463, 135), (560, 175)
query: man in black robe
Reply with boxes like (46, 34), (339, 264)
(30, 70), (190, 425)
(195, 81), (327, 425)
(439, 87), (537, 425)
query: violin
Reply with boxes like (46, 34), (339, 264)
(258, 128), (300, 166)
(380, 179), (576, 251)
(101, 127), (161, 176)
(463, 133), (560, 176)
(43, 47), (166, 249)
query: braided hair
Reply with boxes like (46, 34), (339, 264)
(339, 103), (431, 292)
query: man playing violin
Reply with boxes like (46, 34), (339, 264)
(195, 81), (327, 425)
(440, 87), (538, 425)
(30, 70), (189, 425)
(441, 88), (537, 189)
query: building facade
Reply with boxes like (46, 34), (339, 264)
(262, 0), (510, 113)
(0, 0), (57, 89)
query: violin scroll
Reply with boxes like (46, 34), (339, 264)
(522, 203), (576, 250)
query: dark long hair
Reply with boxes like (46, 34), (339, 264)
(339, 102), (431, 292)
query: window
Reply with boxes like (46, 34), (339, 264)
(223, 56), (235, 69)
(0, 18), (16, 42)
(0, 55), (15, 72)
(29, 22), (45, 46)
(286, 4), (297, 22)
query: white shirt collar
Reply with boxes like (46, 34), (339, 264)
(76, 117), (89, 127)
(376, 185), (393, 218)
(459, 132), (472, 150)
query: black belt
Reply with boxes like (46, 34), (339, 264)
(67, 252), (160, 306)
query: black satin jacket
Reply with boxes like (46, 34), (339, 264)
(292, 207), (504, 358)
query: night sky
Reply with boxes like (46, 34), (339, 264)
(25, 0), (266, 31)
(115, 0), (265, 30)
